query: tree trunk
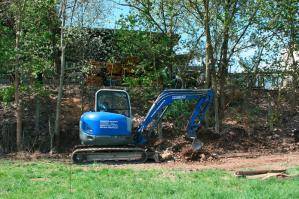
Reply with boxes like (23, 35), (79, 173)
(218, 20), (229, 132)
(214, 87), (220, 134)
(203, 0), (214, 88)
(267, 93), (274, 131)
(289, 28), (297, 114)
(14, 71), (22, 151)
(80, 81), (84, 113)
(48, 115), (54, 153)
(216, 0), (235, 132)
(54, 0), (67, 149)
(34, 96), (40, 135)
(14, 9), (22, 152)
(203, 0), (218, 132)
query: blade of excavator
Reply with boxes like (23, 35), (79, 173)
(192, 138), (203, 151)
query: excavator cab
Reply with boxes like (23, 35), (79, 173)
(79, 89), (133, 146)
(96, 89), (131, 117)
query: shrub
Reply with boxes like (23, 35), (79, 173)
(0, 86), (15, 102)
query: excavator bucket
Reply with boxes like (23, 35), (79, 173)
(192, 138), (203, 151)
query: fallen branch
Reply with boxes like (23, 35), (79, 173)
(235, 169), (286, 176)
(246, 173), (289, 180)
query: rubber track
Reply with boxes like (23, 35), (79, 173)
(72, 146), (147, 164)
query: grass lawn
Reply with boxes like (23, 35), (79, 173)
(0, 160), (298, 199)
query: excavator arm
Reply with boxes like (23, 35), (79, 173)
(136, 89), (214, 148)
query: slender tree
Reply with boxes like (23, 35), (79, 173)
(54, 0), (67, 150)
(12, 0), (27, 151)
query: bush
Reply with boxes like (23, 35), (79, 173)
(163, 100), (197, 132)
(0, 86), (15, 102)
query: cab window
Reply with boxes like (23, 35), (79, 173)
(97, 90), (130, 117)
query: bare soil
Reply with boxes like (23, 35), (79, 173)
(102, 152), (299, 171)
(3, 151), (299, 172)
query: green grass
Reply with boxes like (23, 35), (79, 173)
(0, 160), (298, 199)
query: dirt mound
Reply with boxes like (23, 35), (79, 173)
(152, 122), (299, 162)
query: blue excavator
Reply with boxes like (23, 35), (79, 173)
(72, 88), (213, 163)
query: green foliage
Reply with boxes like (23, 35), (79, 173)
(0, 86), (15, 103)
(32, 83), (50, 98)
(163, 100), (194, 130)
(123, 76), (152, 87)
(0, 23), (15, 72)
(4, 0), (57, 72)
(116, 12), (178, 86)
(164, 100), (193, 120)
(123, 67), (171, 88)
(0, 160), (299, 198)
(245, 105), (262, 126)
(269, 111), (280, 124)
(0, 0), (58, 101)
(0, 83), (51, 103)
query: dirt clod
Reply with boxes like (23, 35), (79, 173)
(160, 149), (174, 161)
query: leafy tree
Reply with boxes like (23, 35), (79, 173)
(259, 0), (298, 111)
(0, 0), (58, 151)
(120, 0), (185, 79)
(185, 0), (261, 132)
(116, 14), (177, 88)
(54, 0), (106, 150)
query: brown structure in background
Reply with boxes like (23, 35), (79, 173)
(84, 56), (139, 86)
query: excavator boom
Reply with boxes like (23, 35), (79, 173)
(136, 89), (214, 145)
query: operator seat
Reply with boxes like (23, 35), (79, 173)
(98, 101), (110, 112)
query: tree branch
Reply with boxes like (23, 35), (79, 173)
(114, 0), (165, 33)
(228, 5), (259, 60)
